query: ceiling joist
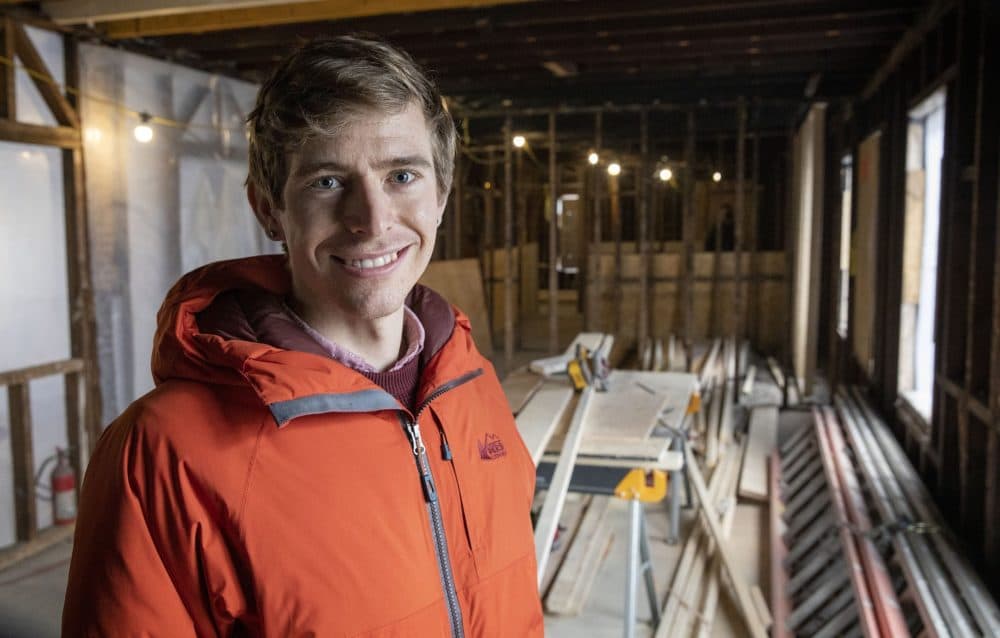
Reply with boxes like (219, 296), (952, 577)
(51, 0), (533, 38)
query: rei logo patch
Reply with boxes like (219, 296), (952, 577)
(477, 433), (507, 460)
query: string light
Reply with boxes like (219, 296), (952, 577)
(588, 151), (599, 165)
(712, 171), (722, 182)
(607, 162), (621, 176)
(134, 113), (154, 143)
(512, 135), (526, 148)
(658, 168), (672, 181)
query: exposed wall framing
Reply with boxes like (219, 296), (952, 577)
(0, 16), (101, 545)
(826, 0), (1000, 597)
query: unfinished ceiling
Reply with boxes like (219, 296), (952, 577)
(24, 1), (926, 109)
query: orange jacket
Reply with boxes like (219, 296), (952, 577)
(63, 255), (543, 637)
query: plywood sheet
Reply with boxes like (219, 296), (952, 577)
(421, 258), (492, 357)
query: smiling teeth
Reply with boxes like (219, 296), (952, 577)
(349, 251), (399, 269)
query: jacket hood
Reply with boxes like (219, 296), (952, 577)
(152, 255), (472, 411)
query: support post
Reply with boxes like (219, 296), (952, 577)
(548, 111), (559, 354)
(681, 109), (696, 368)
(638, 108), (650, 348)
(503, 116), (514, 373)
(9, 383), (36, 541)
(734, 98), (747, 374)
(588, 111), (604, 332)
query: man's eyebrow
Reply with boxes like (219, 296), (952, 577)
(292, 156), (433, 176)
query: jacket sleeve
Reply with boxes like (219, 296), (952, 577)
(62, 410), (251, 637)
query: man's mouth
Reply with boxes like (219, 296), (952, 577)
(334, 248), (403, 270)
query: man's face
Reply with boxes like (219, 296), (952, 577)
(266, 102), (445, 324)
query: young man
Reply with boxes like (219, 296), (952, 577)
(63, 36), (543, 637)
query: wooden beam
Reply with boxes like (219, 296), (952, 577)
(535, 386), (593, 586)
(11, 21), (78, 127)
(8, 382), (37, 542)
(0, 358), (84, 386)
(682, 444), (768, 638)
(0, 117), (79, 147)
(548, 111), (558, 354)
(97, 0), (534, 38)
(638, 108), (650, 347)
(587, 111), (602, 332)
(44, 0), (325, 23)
(1, 17), (15, 120)
(681, 109), (696, 368)
(503, 115), (514, 373)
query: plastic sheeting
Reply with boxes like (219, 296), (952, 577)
(0, 27), (71, 547)
(79, 44), (265, 425)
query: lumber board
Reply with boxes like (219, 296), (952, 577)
(656, 440), (740, 636)
(420, 258), (493, 357)
(741, 365), (757, 398)
(515, 382), (574, 466)
(738, 406), (779, 501)
(534, 387), (594, 586)
(545, 495), (613, 615)
(682, 444), (769, 638)
(538, 494), (588, 596)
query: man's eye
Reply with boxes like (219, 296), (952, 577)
(311, 176), (341, 190)
(389, 170), (416, 185)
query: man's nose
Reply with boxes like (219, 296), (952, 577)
(342, 179), (393, 236)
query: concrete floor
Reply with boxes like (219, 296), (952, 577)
(0, 534), (70, 638)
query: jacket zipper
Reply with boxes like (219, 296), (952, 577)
(400, 368), (483, 638)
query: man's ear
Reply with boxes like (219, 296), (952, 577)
(247, 182), (282, 240)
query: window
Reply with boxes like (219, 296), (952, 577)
(837, 154), (853, 339)
(898, 88), (945, 421)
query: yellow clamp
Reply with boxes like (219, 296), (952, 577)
(687, 392), (702, 414)
(614, 469), (668, 503)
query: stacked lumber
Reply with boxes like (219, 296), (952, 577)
(772, 392), (1000, 637)
(654, 436), (770, 638)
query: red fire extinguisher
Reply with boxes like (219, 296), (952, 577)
(51, 448), (77, 526)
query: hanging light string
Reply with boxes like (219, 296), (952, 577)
(0, 53), (249, 134)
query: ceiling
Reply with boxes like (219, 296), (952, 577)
(8, 0), (930, 142)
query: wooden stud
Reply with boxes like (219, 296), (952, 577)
(0, 118), (79, 147)
(587, 111), (603, 332)
(515, 135), (526, 348)
(11, 22), (78, 127)
(609, 162), (622, 336)
(1, 17), (15, 120)
(734, 98), (746, 371)
(681, 109), (696, 368)
(8, 382), (37, 542)
(450, 136), (463, 260)
(548, 111), (558, 354)
(503, 115), (514, 373)
(64, 35), (102, 453)
(638, 109), (650, 347)
(483, 149), (495, 334)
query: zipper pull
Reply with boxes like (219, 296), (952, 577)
(441, 438), (452, 461)
(405, 420), (426, 457)
(421, 470), (438, 503)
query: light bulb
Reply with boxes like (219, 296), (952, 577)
(84, 127), (103, 143)
(659, 168), (672, 181)
(608, 162), (621, 176)
(588, 152), (599, 165)
(512, 135), (526, 148)
(712, 171), (722, 182)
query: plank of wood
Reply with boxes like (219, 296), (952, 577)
(683, 444), (769, 638)
(535, 387), (594, 586)
(420, 258), (493, 357)
(545, 495), (612, 615)
(538, 494), (588, 595)
(515, 382), (574, 466)
(741, 365), (757, 398)
(738, 406), (779, 501)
